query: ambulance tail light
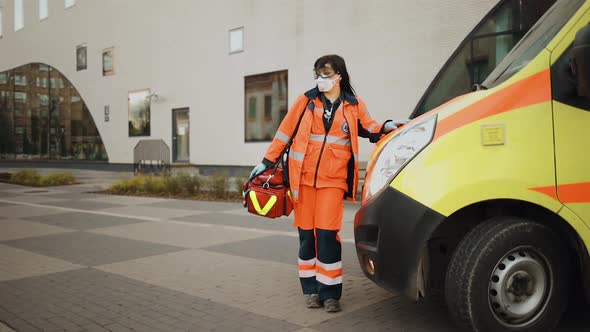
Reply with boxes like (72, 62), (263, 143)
(364, 115), (437, 201)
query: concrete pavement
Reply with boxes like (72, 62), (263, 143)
(0, 168), (587, 331)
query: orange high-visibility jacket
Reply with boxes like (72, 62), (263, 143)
(263, 88), (389, 202)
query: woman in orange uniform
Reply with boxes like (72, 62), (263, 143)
(251, 55), (406, 312)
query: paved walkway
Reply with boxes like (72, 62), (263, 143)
(0, 168), (587, 331)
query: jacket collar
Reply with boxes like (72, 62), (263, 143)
(304, 87), (358, 105)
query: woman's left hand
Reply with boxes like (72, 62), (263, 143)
(383, 119), (410, 133)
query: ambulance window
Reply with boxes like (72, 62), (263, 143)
(412, 0), (556, 118)
(484, 0), (585, 87)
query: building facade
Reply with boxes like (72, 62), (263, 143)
(0, 0), (554, 166)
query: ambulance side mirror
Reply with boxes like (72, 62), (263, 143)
(572, 25), (590, 99)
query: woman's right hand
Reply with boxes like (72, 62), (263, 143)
(250, 163), (267, 179)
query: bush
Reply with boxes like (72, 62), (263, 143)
(208, 173), (229, 199)
(40, 172), (76, 186)
(165, 175), (181, 195)
(232, 172), (250, 193)
(8, 169), (78, 187)
(11, 169), (42, 186)
(144, 176), (166, 194)
(108, 172), (240, 201)
(176, 172), (201, 196)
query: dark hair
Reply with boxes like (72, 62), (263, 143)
(314, 54), (356, 96)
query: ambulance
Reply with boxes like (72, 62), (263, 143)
(354, 1), (590, 331)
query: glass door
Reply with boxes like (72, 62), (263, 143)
(172, 108), (189, 163)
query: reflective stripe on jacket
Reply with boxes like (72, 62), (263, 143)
(263, 87), (388, 202)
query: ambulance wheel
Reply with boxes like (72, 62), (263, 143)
(445, 217), (571, 332)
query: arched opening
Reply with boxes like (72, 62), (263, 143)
(0, 63), (107, 161)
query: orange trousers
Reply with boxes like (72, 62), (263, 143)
(294, 185), (345, 300)
(293, 185), (345, 231)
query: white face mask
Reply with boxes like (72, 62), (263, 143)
(316, 77), (335, 92)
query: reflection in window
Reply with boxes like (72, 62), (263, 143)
(0, 63), (107, 161)
(248, 97), (257, 121)
(264, 95), (272, 121)
(244, 70), (288, 142)
(14, 92), (27, 103)
(413, 0), (556, 117)
(14, 75), (27, 86)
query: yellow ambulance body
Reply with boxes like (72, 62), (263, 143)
(355, 1), (590, 331)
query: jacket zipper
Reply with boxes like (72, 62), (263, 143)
(342, 110), (353, 198)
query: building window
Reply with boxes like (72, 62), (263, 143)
(128, 89), (151, 137)
(39, 0), (48, 20)
(0, 7), (3, 37)
(244, 70), (288, 142)
(14, 0), (24, 31)
(76, 44), (87, 71)
(229, 27), (244, 54)
(412, 0), (557, 117)
(65, 0), (76, 9)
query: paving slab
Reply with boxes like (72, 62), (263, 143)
(0, 244), (84, 282)
(0, 195), (69, 204)
(201, 235), (365, 278)
(42, 200), (122, 211)
(0, 204), (64, 219)
(98, 249), (392, 327)
(143, 200), (240, 212)
(90, 220), (269, 249)
(0, 321), (15, 332)
(2, 232), (188, 267)
(174, 212), (295, 232)
(0, 219), (74, 241)
(22, 212), (148, 231)
(0, 268), (301, 332)
(98, 206), (201, 220)
(81, 195), (170, 206)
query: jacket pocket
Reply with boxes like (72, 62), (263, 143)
(328, 147), (352, 180)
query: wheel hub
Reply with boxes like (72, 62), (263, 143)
(488, 247), (552, 327)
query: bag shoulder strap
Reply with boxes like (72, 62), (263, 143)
(282, 98), (309, 154)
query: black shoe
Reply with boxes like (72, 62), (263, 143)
(323, 299), (341, 313)
(304, 294), (321, 308)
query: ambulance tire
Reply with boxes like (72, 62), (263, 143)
(445, 217), (572, 332)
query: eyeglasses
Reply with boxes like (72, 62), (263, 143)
(313, 67), (337, 79)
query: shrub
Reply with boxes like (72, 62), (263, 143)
(165, 175), (181, 195)
(144, 176), (166, 194)
(11, 169), (42, 186)
(40, 172), (76, 186)
(176, 172), (201, 195)
(208, 173), (229, 199)
(232, 172), (250, 193)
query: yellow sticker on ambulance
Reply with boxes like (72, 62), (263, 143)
(481, 124), (505, 146)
